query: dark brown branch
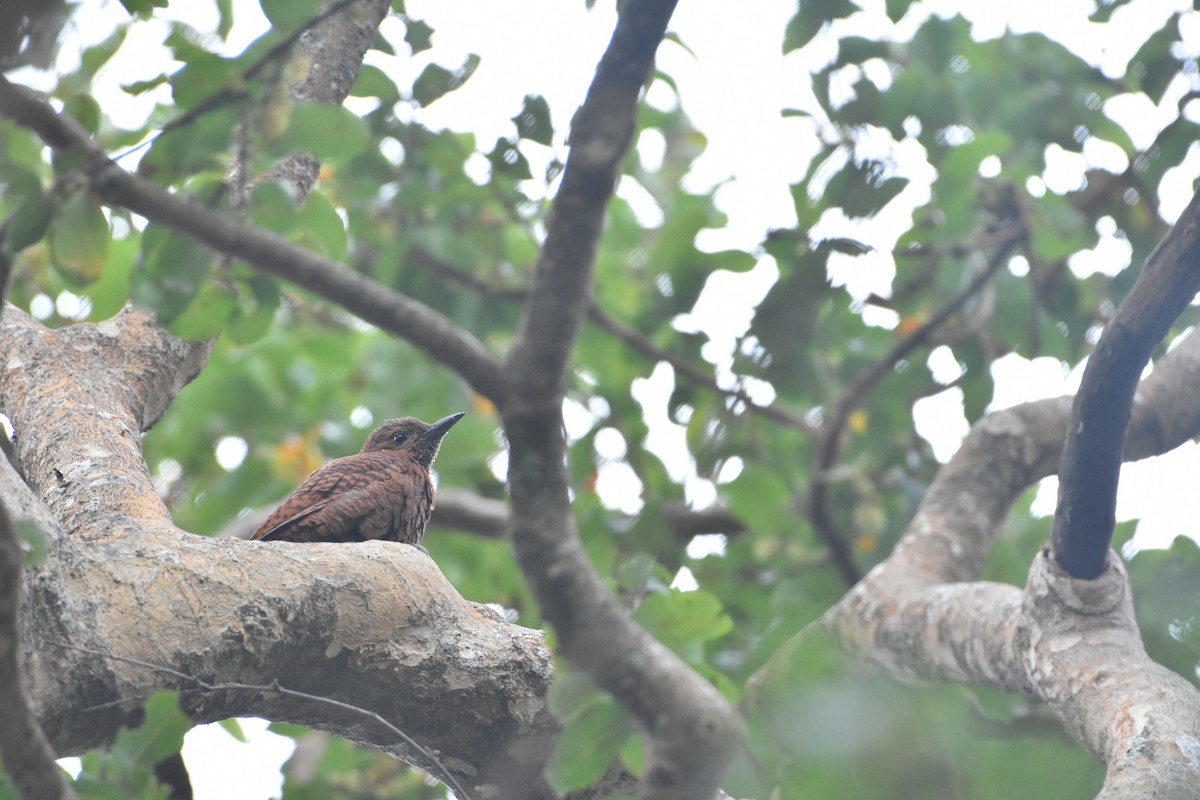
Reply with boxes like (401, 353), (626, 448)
(1051, 184), (1200, 579)
(0, 502), (78, 800)
(504, 0), (672, 399)
(432, 489), (746, 543)
(500, 2), (741, 799)
(430, 487), (509, 538)
(0, 75), (508, 405)
(808, 219), (1024, 587)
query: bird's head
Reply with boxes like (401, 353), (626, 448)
(361, 412), (465, 468)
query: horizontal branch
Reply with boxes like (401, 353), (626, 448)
(0, 75), (508, 406)
(0, 307), (558, 799)
(431, 490), (746, 543)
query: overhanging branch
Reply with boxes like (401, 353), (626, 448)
(0, 75), (509, 406)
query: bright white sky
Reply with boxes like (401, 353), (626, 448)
(29, 0), (1200, 796)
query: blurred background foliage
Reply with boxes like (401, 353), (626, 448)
(2, 0), (1199, 796)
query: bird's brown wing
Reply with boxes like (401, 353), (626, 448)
(253, 453), (378, 542)
(253, 490), (372, 542)
(252, 451), (432, 544)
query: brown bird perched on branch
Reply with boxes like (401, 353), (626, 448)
(253, 413), (464, 548)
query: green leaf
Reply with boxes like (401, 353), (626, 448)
(249, 181), (300, 236)
(80, 230), (137, 319)
(18, 520), (48, 566)
(486, 138), (531, 180)
(132, 225), (214, 325)
(218, 718), (249, 743)
(137, 106), (242, 184)
(412, 54), (480, 107)
(215, 0), (233, 38)
(169, 53), (243, 108)
(512, 94), (553, 146)
(350, 64), (399, 100)
(81, 27), (128, 76)
(117, 692), (191, 766)
(885, 0), (913, 21)
(783, 0), (857, 53)
(167, 283), (237, 340)
(1128, 16), (1181, 104)
(122, 75), (169, 96)
(4, 194), (53, 255)
(620, 733), (645, 777)
(1127, 536), (1200, 683)
(296, 189), (347, 260)
(546, 695), (631, 793)
(404, 18), (434, 54)
(264, 102), (371, 160)
(825, 160), (908, 218)
(1090, 0), (1134, 22)
(634, 589), (733, 651)
(76, 690), (191, 798)
(50, 191), (110, 286)
(0, 165), (53, 255)
(63, 94), (102, 136)
(118, 0), (169, 14)
(258, 0), (322, 32)
(225, 274), (280, 346)
(547, 670), (605, 722)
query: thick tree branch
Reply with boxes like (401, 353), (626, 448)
(0, 499), (78, 800)
(0, 307), (559, 800)
(1052, 185), (1200, 578)
(0, 75), (509, 406)
(501, 2), (741, 799)
(748, 319), (1200, 796)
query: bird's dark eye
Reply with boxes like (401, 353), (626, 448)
(392, 432), (407, 444)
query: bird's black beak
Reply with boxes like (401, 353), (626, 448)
(422, 412), (465, 444)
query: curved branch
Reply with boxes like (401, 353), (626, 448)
(748, 319), (1200, 795)
(500, 2), (741, 799)
(0, 76), (508, 406)
(1052, 184), (1200, 578)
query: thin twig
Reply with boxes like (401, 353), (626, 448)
(808, 219), (1026, 586)
(51, 641), (472, 800)
(406, 245), (818, 432)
